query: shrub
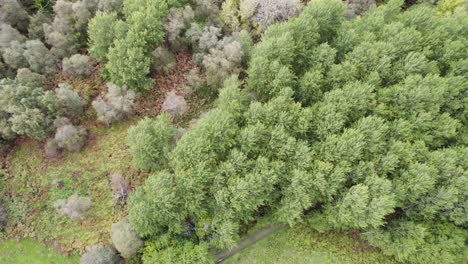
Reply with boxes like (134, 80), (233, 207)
(183, 67), (206, 95)
(53, 124), (87, 152)
(54, 194), (92, 219)
(164, 6), (194, 50)
(202, 38), (243, 88)
(28, 10), (51, 40)
(111, 218), (144, 258)
(238, 0), (302, 34)
(98, 0), (124, 12)
(127, 113), (176, 171)
(92, 83), (136, 126)
(344, 0), (375, 18)
(151, 47), (176, 73)
(2, 40), (27, 70)
(23, 40), (55, 74)
(16, 68), (46, 87)
(0, 0), (29, 32)
(55, 83), (86, 117)
(0, 78), (59, 139)
(43, 28), (78, 59)
(80, 244), (122, 264)
(161, 91), (188, 116)
(0, 24), (25, 53)
(62, 54), (93, 79)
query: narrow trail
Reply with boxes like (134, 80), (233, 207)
(214, 223), (288, 263)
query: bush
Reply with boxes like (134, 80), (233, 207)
(127, 113), (176, 171)
(0, 0), (29, 32)
(62, 54), (93, 79)
(151, 47), (176, 73)
(80, 244), (122, 264)
(202, 38), (243, 88)
(54, 194), (92, 219)
(111, 218), (144, 258)
(161, 91), (188, 116)
(92, 83), (136, 126)
(98, 0), (124, 12)
(0, 24), (25, 53)
(0, 78), (59, 139)
(28, 10), (51, 40)
(55, 83), (86, 117)
(344, 0), (375, 18)
(2, 41), (27, 70)
(52, 124), (87, 152)
(164, 6), (194, 50)
(23, 40), (55, 74)
(16, 68), (45, 87)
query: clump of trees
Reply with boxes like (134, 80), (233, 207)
(126, 1), (468, 263)
(88, 0), (171, 90)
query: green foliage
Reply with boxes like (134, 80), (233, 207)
(127, 1), (467, 263)
(105, 38), (152, 89)
(128, 171), (185, 237)
(88, 12), (124, 63)
(364, 221), (467, 264)
(127, 114), (176, 171)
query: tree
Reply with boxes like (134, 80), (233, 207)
(128, 171), (185, 237)
(87, 11), (124, 63)
(127, 114), (176, 171)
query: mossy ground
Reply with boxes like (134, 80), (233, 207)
(224, 222), (398, 264)
(0, 119), (143, 254)
(0, 239), (79, 264)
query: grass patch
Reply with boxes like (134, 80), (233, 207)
(1, 120), (144, 254)
(224, 225), (399, 264)
(0, 239), (78, 264)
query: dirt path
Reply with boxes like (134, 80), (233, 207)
(215, 223), (288, 263)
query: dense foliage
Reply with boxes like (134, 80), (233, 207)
(127, 1), (467, 263)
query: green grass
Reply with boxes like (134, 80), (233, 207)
(224, 226), (399, 264)
(0, 239), (78, 264)
(1, 119), (145, 254)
